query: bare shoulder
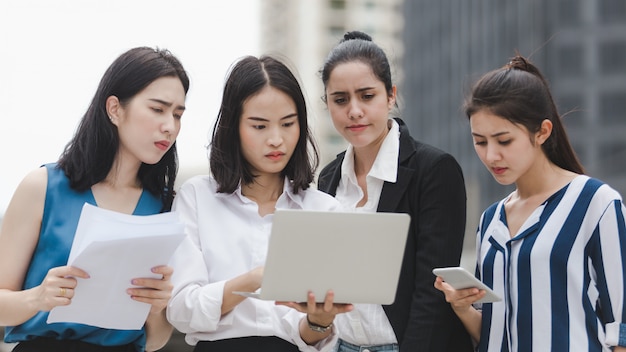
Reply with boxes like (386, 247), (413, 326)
(12, 167), (48, 205)
(3, 167), (48, 228)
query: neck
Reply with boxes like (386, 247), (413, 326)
(514, 157), (577, 200)
(241, 174), (284, 204)
(103, 157), (142, 189)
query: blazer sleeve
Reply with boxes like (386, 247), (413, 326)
(402, 152), (470, 351)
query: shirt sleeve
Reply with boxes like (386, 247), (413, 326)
(280, 309), (339, 352)
(166, 182), (225, 333)
(596, 199), (626, 347)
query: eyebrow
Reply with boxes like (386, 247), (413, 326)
(328, 87), (375, 96)
(246, 113), (298, 121)
(149, 98), (186, 111)
(471, 131), (510, 138)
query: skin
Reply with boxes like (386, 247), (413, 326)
(325, 61), (396, 206)
(434, 110), (626, 351)
(0, 76), (186, 351)
(222, 85), (353, 345)
(238, 86), (300, 216)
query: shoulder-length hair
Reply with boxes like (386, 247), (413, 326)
(210, 55), (319, 194)
(57, 47), (190, 211)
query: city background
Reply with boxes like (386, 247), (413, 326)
(1, 0), (625, 351)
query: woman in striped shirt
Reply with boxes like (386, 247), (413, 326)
(435, 55), (626, 351)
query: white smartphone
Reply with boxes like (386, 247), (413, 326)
(432, 267), (502, 303)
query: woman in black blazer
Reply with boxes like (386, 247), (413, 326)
(317, 31), (473, 352)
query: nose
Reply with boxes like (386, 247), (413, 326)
(485, 143), (502, 162)
(348, 100), (364, 119)
(162, 113), (179, 137)
(267, 126), (283, 147)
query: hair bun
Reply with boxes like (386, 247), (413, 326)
(342, 31), (372, 43)
(505, 55), (531, 71)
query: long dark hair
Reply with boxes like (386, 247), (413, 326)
(57, 47), (190, 211)
(320, 31), (394, 100)
(210, 55), (318, 194)
(465, 55), (584, 174)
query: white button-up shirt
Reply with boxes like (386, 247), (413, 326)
(167, 176), (341, 351)
(333, 119), (400, 345)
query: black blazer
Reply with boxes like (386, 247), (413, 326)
(318, 118), (473, 351)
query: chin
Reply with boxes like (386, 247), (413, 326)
(492, 176), (515, 186)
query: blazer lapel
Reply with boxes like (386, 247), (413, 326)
(377, 166), (413, 212)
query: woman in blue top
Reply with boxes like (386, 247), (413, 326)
(435, 55), (626, 351)
(0, 46), (189, 351)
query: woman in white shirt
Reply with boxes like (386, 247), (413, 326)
(166, 55), (353, 352)
(317, 31), (472, 351)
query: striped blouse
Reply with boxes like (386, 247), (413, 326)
(475, 175), (626, 351)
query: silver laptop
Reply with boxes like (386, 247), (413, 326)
(234, 209), (410, 304)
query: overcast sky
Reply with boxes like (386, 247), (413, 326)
(0, 0), (260, 213)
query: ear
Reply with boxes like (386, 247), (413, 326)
(388, 85), (397, 110)
(105, 95), (121, 125)
(535, 119), (553, 145)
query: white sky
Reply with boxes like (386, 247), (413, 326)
(0, 0), (260, 214)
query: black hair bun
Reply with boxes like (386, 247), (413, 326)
(342, 31), (372, 42)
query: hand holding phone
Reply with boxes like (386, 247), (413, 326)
(432, 267), (501, 303)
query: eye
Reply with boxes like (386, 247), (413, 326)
(151, 107), (164, 113)
(253, 124), (266, 130)
(282, 121), (296, 127)
(174, 114), (183, 120)
(333, 97), (347, 105)
(499, 140), (512, 145)
(362, 93), (375, 100)
(474, 141), (487, 146)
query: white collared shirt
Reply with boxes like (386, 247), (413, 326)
(333, 119), (400, 345)
(167, 176), (341, 351)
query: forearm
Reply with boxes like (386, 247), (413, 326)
(453, 306), (482, 343)
(0, 288), (42, 326)
(222, 269), (261, 315)
(144, 309), (173, 352)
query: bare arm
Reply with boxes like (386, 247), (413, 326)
(0, 168), (88, 325)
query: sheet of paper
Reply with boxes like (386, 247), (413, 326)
(47, 203), (185, 330)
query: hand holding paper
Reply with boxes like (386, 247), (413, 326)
(47, 203), (185, 330)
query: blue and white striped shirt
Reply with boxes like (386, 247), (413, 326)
(475, 175), (626, 351)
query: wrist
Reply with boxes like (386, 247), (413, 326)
(306, 315), (333, 333)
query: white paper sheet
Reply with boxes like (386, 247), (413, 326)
(47, 203), (186, 330)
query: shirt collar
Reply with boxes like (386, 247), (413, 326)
(216, 178), (305, 209)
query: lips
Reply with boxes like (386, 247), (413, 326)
(266, 151), (285, 161)
(155, 140), (171, 151)
(347, 124), (368, 132)
(492, 167), (507, 175)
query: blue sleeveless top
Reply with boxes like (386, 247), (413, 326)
(4, 164), (163, 351)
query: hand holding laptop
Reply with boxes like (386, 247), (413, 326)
(275, 289), (354, 333)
